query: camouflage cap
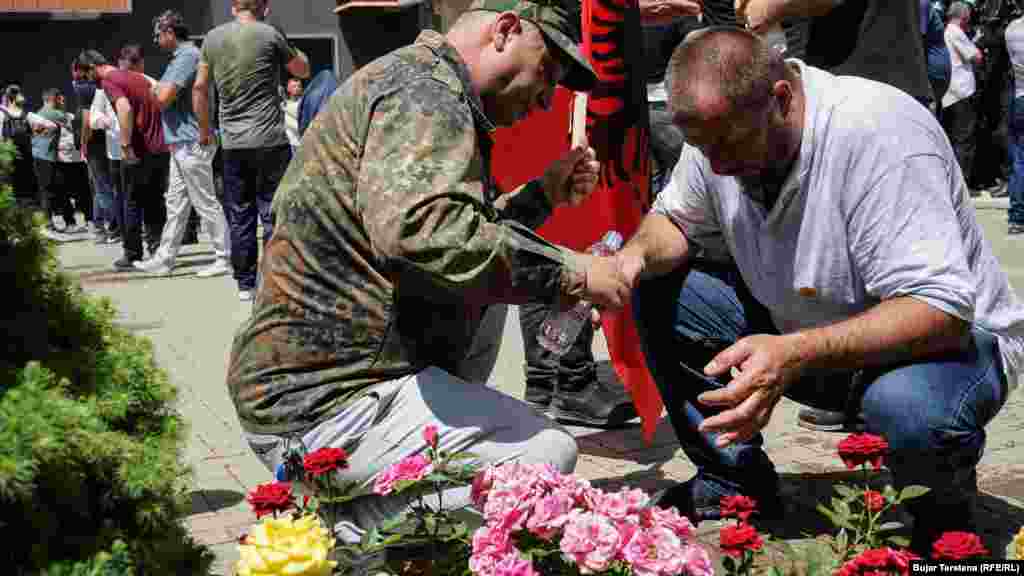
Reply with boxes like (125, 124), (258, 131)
(466, 0), (597, 91)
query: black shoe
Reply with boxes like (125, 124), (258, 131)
(1010, 223), (1024, 235)
(797, 407), (865, 432)
(550, 376), (637, 428)
(112, 257), (138, 272)
(990, 183), (1009, 198)
(650, 477), (783, 525)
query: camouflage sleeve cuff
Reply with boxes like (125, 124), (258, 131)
(493, 178), (552, 230)
(558, 248), (588, 303)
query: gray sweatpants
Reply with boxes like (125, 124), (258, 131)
(244, 305), (578, 542)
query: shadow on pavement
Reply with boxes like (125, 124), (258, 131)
(188, 489), (246, 516)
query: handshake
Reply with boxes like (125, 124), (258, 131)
(575, 250), (646, 313)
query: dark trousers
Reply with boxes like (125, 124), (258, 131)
(109, 159), (122, 234)
(59, 161), (92, 223)
(11, 144), (38, 203)
(222, 145), (292, 291)
(33, 158), (74, 227)
(120, 153), (169, 261)
(518, 302), (597, 396)
(942, 97), (978, 186)
(1008, 95), (1024, 225)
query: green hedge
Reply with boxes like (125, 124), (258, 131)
(0, 141), (213, 574)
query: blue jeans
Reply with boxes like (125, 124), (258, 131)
(222, 145), (292, 291)
(1008, 95), (1024, 225)
(633, 262), (1008, 520)
(87, 150), (114, 230)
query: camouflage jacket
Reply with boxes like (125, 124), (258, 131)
(227, 30), (586, 435)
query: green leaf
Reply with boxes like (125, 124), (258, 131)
(898, 485), (931, 502)
(818, 503), (857, 531)
(446, 452), (479, 462)
(834, 485), (860, 500)
(832, 496), (852, 519)
(835, 528), (849, 554)
(875, 521), (904, 533)
(887, 535), (911, 548)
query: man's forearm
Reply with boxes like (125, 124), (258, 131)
(193, 87), (210, 139)
(115, 99), (134, 148)
(620, 213), (691, 278)
(788, 297), (970, 375)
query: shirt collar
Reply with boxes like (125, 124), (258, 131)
(415, 30), (497, 134)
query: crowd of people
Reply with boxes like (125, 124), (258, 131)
(0, 1), (311, 301)
(3, 0), (1024, 561)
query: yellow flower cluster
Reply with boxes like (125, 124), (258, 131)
(236, 514), (338, 576)
(1014, 526), (1024, 560)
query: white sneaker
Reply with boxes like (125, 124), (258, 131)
(41, 227), (73, 243)
(133, 257), (173, 275)
(238, 290), (254, 301)
(196, 259), (230, 278)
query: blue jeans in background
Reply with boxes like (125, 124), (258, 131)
(1008, 95), (1024, 226)
(633, 262), (1008, 539)
(222, 145), (292, 291)
(87, 150), (114, 231)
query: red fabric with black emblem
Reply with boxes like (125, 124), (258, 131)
(491, 0), (664, 443)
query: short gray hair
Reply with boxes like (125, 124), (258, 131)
(948, 2), (972, 20)
(667, 27), (786, 120)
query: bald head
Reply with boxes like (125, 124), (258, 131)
(668, 27), (787, 122)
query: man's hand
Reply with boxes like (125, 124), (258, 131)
(198, 129), (213, 146)
(640, 0), (703, 25)
(696, 333), (806, 447)
(735, 0), (843, 30)
(120, 143), (138, 163)
(581, 254), (633, 310)
(542, 144), (600, 207)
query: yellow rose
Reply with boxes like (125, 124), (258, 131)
(236, 514), (338, 576)
(1014, 526), (1024, 560)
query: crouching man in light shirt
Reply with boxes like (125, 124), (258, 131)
(598, 28), (1022, 556)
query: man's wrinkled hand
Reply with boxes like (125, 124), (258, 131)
(543, 144), (600, 207)
(696, 333), (806, 447)
(582, 254), (632, 311)
(640, 0), (703, 25)
(734, 0), (781, 32)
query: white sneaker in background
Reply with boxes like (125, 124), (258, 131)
(238, 290), (254, 302)
(133, 257), (173, 275)
(41, 227), (73, 243)
(196, 259), (230, 278)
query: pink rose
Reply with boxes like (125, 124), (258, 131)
(472, 468), (496, 508)
(640, 506), (696, 540)
(492, 552), (539, 576)
(525, 492), (574, 540)
(422, 424), (439, 448)
(593, 487), (650, 521)
(469, 524), (513, 576)
(680, 543), (714, 576)
(622, 526), (684, 576)
(560, 510), (623, 573)
(484, 479), (539, 531)
(372, 453), (432, 495)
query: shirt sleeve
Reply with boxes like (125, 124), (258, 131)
(651, 143), (729, 259)
(847, 154), (975, 322)
(355, 78), (585, 306)
(102, 78), (127, 104)
(950, 27), (981, 62)
(160, 49), (199, 89)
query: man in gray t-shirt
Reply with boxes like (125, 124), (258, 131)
(194, 0), (309, 300)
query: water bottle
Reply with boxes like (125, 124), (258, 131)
(759, 23), (788, 56)
(537, 231), (624, 356)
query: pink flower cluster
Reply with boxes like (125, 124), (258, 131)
(373, 453), (433, 496)
(469, 463), (712, 576)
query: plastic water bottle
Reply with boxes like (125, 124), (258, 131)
(537, 231), (624, 356)
(759, 23), (788, 55)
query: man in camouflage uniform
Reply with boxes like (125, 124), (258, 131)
(228, 0), (631, 540)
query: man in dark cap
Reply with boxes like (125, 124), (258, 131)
(227, 0), (630, 541)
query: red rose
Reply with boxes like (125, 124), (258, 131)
(423, 425), (439, 448)
(835, 547), (920, 576)
(247, 482), (294, 519)
(302, 447), (349, 477)
(837, 433), (889, 470)
(721, 495), (759, 521)
(864, 490), (885, 513)
(719, 522), (764, 558)
(932, 531), (989, 560)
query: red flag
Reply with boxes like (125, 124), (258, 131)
(491, 0), (664, 442)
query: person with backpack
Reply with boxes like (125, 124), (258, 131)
(1, 84), (39, 205)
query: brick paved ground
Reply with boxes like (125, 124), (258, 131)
(59, 196), (1024, 574)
